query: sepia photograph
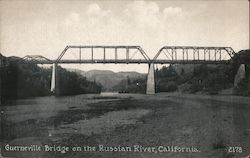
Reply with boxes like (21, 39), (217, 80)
(0, 0), (250, 157)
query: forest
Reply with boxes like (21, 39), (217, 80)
(0, 55), (102, 102)
(114, 62), (250, 96)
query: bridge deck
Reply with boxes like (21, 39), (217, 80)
(28, 59), (232, 65)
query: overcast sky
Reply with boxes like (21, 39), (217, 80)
(0, 0), (249, 72)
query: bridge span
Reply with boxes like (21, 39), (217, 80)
(22, 46), (235, 65)
(19, 45), (246, 94)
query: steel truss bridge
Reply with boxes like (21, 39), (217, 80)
(18, 45), (247, 94)
(20, 45), (236, 65)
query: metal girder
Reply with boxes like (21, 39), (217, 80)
(54, 59), (232, 64)
(56, 45), (151, 63)
(152, 60), (232, 65)
(19, 55), (53, 64)
(18, 46), (238, 65)
(153, 46), (236, 61)
(52, 59), (149, 64)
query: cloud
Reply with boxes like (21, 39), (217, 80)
(123, 1), (160, 28)
(86, 3), (111, 17)
(125, 1), (160, 16)
(87, 3), (101, 15)
(163, 7), (182, 17)
(0, 0), (248, 72)
(63, 12), (80, 26)
(47, 1), (199, 58)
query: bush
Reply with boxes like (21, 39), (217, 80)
(157, 81), (178, 92)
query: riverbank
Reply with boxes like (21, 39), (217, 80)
(1, 93), (250, 158)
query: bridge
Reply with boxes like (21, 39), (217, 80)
(21, 45), (235, 64)
(19, 45), (247, 94)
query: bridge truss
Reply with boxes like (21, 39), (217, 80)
(56, 45), (150, 64)
(19, 46), (236, 65)
(19, 55), (53, 64)
(153, 46), (235, 64)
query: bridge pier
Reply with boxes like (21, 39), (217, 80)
(234, 64), (246, 87)
(146, 63), (155, 94)
(50, 63), (57, 93)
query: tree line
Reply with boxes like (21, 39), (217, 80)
(0, 55), (102, 103)
(113, 62), (250, 96)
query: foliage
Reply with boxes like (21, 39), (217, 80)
(157, 81), (178, 92)
(155, 65), (179, 92)
(110, 63), (239, 94)
(0, 56), (102, 102)
(1, 59), (52, 100)
(112, 76), (147, 93)
(56, 66), (102, 95)
(155, 64), (237, 93)
(189, 65), (234, 93)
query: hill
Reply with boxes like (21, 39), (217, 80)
(68, 69), (146, 91)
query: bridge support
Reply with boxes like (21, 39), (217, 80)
(50, 63), (57, 93)
(146, 63), (155, 94)
(234, 64), (246, 87)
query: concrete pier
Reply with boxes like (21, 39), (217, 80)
(146, 63), (155, 94)
(234, 64), (246, 87)
(50, 63), (56, 93)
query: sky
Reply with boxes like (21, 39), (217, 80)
(0, 0), (249, 72)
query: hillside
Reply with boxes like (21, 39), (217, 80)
(0, 55), (102, 102)
(68, 69), (146, 91)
